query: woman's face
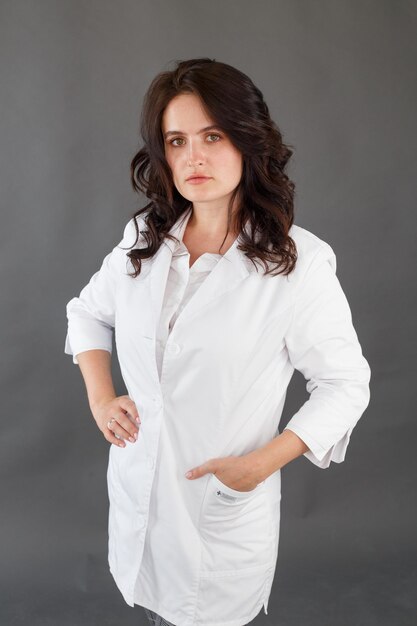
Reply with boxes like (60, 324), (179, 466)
(161, 93), (243, 211)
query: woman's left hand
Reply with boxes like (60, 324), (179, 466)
(185, 452), (265, 492)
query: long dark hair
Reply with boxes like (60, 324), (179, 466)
(127, 57), (297, 277)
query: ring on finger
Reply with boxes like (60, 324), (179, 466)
(107, 417), (117, 430)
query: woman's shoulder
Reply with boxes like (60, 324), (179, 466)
(289, 223), (337, 274)
(289, 223), (334, 253)
(119, 214), (148, 248)
(289, 223), (335, 257)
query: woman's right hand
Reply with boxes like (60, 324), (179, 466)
(91, 395), (141, 447)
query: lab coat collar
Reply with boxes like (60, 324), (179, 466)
(162, 206), (255, 274)
(148, 207), (254, 330)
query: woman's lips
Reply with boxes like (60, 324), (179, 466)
(186, 177), (212, 184)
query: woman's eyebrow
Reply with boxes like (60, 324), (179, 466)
(163, 125), (221, 139)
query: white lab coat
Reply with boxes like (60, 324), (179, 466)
(64, 210), (371, 626)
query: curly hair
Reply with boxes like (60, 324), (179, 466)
(127, 57), (297, 277)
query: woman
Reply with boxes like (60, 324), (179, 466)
(64, 58), (371, 626)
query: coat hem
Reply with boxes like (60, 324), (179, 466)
(109, 562), (135, 607)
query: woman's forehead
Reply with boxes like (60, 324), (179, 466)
(162, 94), (215, 134)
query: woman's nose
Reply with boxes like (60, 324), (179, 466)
(186, 142), (205, 165)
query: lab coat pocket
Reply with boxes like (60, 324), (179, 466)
(210, 472), (264, 500)
(199, 473), (273, 576)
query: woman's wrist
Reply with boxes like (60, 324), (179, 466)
(90, 394), (117, 419)
(248, 429), (310, 481)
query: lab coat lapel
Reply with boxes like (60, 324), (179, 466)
(169, 237), (251, 323)
(148, 210), (252, 332)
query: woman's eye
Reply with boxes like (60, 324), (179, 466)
(169, 134), (221, 147)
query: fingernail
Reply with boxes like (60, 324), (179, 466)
(136, 417), (141, 423)
(185, 471), (192, 478)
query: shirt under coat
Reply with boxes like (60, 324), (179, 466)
(64, 207), (371, 626)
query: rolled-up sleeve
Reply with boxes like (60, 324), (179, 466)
(64, 218), (135, 365)
(283, 243), (371, 469)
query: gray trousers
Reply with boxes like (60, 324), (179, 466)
(144, 607), (176, 626)
(143, 606), (248, 626)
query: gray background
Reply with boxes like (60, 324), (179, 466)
(1, 1), (416, 624)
